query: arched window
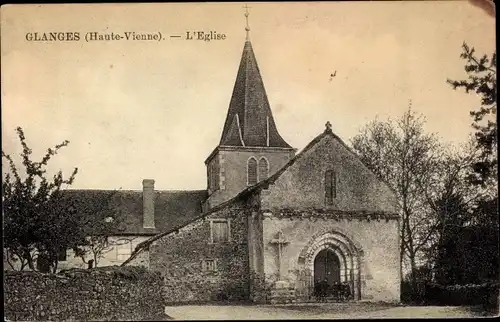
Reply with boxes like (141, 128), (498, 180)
(325, 170), (337, 205)
(247, 157), (257, 186)
(258, 157), (269, 181)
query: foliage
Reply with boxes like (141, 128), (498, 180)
(419, 141), (488, 265)
(2, 127), (78, 272)
(447, 42), (497, 186)
(423, 282), (499, 313)
(434, 225), (498, 285)
(432, 158), (498, 285)
(433, 42), (499, 290)
(400, 42), (499, 303)
(2, 127), (120, 272)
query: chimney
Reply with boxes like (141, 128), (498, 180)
(142, 179), (155, 229)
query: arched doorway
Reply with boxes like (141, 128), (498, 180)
(314, 248), (341, 286)
(296, 230), (364, 302)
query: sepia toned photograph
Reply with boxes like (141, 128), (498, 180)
(1, 1), (497, 320)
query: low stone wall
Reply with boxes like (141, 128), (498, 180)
(4, 266), (166, 321)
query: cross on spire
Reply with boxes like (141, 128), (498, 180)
(243, 4), (251, 40)
(325, 121), (332, 132)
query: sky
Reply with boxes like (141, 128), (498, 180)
(1, 1), (496, 191)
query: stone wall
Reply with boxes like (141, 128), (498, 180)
(147, 198), (252, 303)
(4, 266), (165, 321)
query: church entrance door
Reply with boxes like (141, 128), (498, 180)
(314, 248), (340, 286)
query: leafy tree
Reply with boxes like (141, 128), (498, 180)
(430, 143), (498, 285)
(439, 42), (499, 285)
(447, 42), (497, 187)
(2, 127), (122, 272)
(2, 127), (78, 271)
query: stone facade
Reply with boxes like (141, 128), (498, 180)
(256, 131), (400, 303)
(260, 132), (398, 213)
(262, 216), (400, 302)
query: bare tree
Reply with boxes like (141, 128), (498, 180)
(351, 103), (443, 290)
(67, 193), (123, 268)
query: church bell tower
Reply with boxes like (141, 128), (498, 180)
(204, 7), (296, 209)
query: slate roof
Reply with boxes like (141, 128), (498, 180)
(219, 40), (292, 148)
(60, 189), (207, 236)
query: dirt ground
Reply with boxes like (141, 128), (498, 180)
(164, 302), (496, 320)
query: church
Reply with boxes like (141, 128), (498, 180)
(2, 13), (401, 303)
(121, 18), (402, 304)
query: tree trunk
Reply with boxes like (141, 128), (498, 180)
(400, 214), (407, 270)
(25, 249), (35, 271)
(6, 254), (17, 271)
(20, 257), (28, 271)
(408, 254), (421, 302)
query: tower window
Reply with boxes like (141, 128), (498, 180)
(325, 169), (337, 205)
(258, 157), (269, 181)
(247, 157), (257, 186)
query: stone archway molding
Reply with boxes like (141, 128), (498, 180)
(298, 226), (364, 261)
(296, 227), (364, 301)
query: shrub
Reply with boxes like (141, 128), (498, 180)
(423, 282), (499, 313)
(401, 279), (426, 305)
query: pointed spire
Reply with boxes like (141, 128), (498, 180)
(218, 13), (292, 149)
